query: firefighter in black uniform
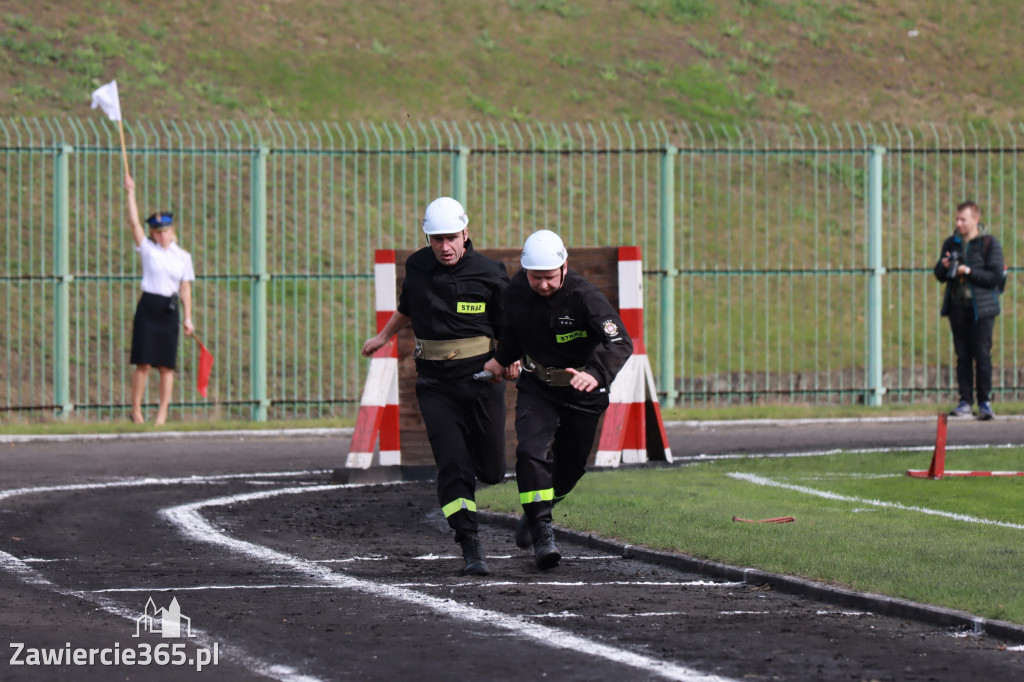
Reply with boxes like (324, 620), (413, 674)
(361, 196), (518, 576)
(483, 230), (632, 569)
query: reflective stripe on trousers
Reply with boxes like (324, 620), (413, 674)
(519, 488), (555, 505)
(442, 497), (478, 518)
(514, 388), (603, 527)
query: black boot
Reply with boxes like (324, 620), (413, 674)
(532, 522), (560, 570)
(514, 513), (532, 549)
(518, 497), (562, 550)
(459, 534), (491, 576)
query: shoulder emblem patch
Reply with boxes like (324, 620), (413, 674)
(602, 319), (619, 336)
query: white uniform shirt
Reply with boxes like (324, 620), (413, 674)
(136, 238), (195, 297)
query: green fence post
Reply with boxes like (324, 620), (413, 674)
(867, 145), (886, 406)
(53, 144), (73, 419)
(660, 144), (678, 407)
(452, 146), (469, 206)
(251, 146), (269, 421)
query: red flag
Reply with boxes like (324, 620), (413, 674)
(196, 340), (214, 398)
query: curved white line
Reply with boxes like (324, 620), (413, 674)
(0, 470), (331, 502)
(161, 484), (736, 682)
(1, 471), (736, 680)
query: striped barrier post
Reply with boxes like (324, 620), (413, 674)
(594, 247), (673, 467)
(345, 250), (402, 469)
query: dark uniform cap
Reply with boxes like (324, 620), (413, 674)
(146, 212), (174, 229)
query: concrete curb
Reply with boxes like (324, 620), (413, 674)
(3, 414), (1022, 443)
(480, 510), (1024, 646)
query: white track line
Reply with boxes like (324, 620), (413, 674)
(161, 483), (736, 682)
(0, 470), (331, 503)
(390, 580), (743, 588)
(666, 416), (1024, 428)
(530, 611), (693, 619)
(0, 471), (340, 682)
(0, 549), (322, 682)
(91, 579), (744, 593)
(409, 553), (621, 560)
(1, 472), (735, 680)
(675, 442), (1024, 463)
(728, 472), (1024, 530)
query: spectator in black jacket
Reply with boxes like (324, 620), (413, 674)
(934, 200), (1005, 420)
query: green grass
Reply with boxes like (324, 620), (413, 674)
(4, 0), (1024, 124)
(478, 446), (1024, 624)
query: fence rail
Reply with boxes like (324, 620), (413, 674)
(2, 120), (1021, 422)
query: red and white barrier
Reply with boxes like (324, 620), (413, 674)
(907, 412), (1024, 479)
(345, 250), (401, 469)
(347, 246), (672, 469)
(594, 246), (673, 467)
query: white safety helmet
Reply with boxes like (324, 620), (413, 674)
(520, 230), (568, 270)
(422, 197), (469, 235)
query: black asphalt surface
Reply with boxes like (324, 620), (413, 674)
(1, 417), (1023, 681)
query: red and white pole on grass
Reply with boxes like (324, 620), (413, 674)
(906, 412), (1024, 479)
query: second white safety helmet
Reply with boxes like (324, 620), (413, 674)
(422, 197), (469, 235)
(521, 230), (568, 270)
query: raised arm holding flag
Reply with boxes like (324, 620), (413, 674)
(95, 81), (209, 421)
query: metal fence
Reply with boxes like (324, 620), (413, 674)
(1, 119), (1021, 422)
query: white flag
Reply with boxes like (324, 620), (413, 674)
(90, 80), (122, 122)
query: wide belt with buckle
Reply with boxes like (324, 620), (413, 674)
(523, 355), (584, 387)
(414, 335), (494, 361)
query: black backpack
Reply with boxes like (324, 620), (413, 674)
(980, 234), (1008, 293)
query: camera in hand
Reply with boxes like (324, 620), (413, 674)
(945, 250), (962, 280)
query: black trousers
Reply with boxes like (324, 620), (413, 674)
(415, 374), (506, 541)
(514, 386), (605, 529)
(947, 305), (996, 404)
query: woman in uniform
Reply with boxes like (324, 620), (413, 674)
(124, 173), (196, 425)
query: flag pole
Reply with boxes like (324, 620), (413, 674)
(117, 119), (130, 177)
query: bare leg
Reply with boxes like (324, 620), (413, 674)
(155, 367), (175, 425)
(131, 365), (150, 424)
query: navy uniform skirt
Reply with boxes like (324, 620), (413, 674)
(130, 292), (180, 369)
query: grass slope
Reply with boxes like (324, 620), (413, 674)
(2, 0), (1023, 125)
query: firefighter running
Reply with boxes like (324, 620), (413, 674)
(483, 230), (633, 569)
(361, 197), (518, 576)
